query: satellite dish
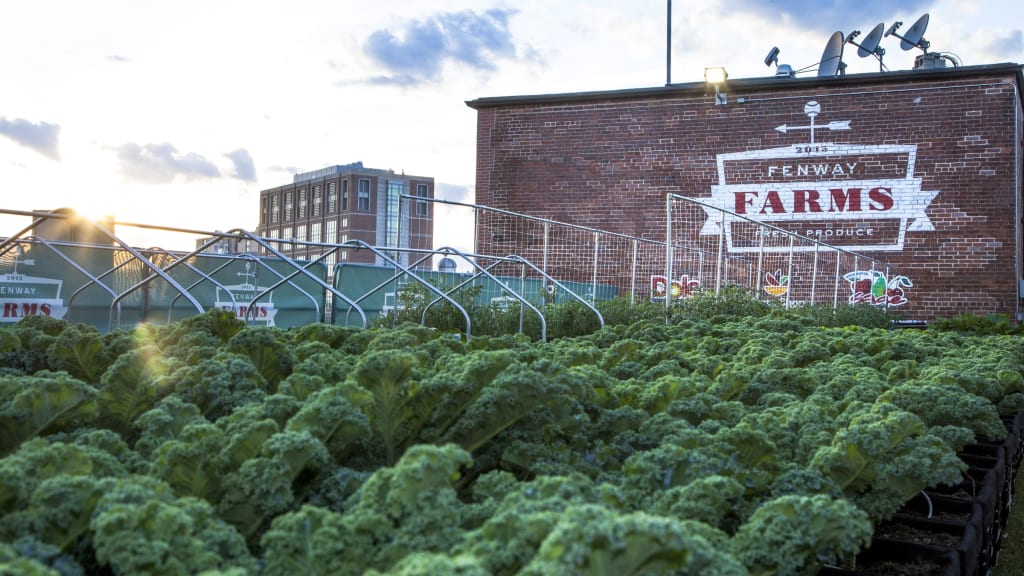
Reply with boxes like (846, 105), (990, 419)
(885, 13), (931, 52)
(817, 31), (845, 77)
(762, 46), (794, 77)
(846, 23), (887, 71)
(901, 13), (930, 50)
(857, 23), (886, 57)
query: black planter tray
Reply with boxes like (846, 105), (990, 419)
(904, 491), (988, 524)
(928, 467), (995, 501)
(818, 539), (960, 575)
(997, 411), (1024, 472)
(875, 514), (981, 576)
(906, 489), (996, 562)
(956, 451), (1007, 517)
(958, 451), (1005, 482)
(961, 442), (1011, 485)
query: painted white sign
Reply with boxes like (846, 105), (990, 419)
(694, 101), (939, 253)
(213, 263), (277, 326)
(0, 253), (67, 322)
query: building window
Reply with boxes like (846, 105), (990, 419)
(358, 178), (371, 211)
(261, 196), (269, 225)
(310, 222), (321, 244)
(324, 221), (336, 269)
(327, 182), (337, 213)
(312, 186), (322, 217)
(342, 217), (348, 228)
(416, 183), (429, 216)
(279, 226), (291, 256)
(268, 228), (279, 254)
(326, 220), (337, 244)
(284, 191), (293, 221)
(271, 194), (280, 223)
(342, 180), (349, 211)
(385, 181), (402, 252)
(298, 189), (307, 219)
(296, 224), (307, 242)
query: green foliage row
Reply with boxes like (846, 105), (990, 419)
(374, 283), (903, 341)
(1, 303), (1022, 575)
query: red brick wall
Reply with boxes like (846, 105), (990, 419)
(472, 69), (1023, 320)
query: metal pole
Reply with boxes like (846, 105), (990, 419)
(666, 0), (672, 85)
(810, 242), (819, 305)
(868, 258), (876, 305)
(854, 256), (862, 306)
(543, 221), (550, 276)
(520, 262), (526, 333)
(833, 253), (842, 308)
(665, 194), (674, 314)
(473, 207), (480, 255)
(591, 232), (600, 302)
(755, 227), (766, 297)
(630, 238), (639, 305)
(785, 234), (795, 309)
(885, 263), (891, 314)
(715, 209), (725, 294)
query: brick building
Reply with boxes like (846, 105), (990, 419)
(467, 63), (1024, 321)
(32, 208), (115, 246)
(255, 162), (434, 269)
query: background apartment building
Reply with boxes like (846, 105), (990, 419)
(255, 162), (434, 269)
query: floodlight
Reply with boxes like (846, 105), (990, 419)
(704, 67), (728, 85)
(704, 67), (728, 105)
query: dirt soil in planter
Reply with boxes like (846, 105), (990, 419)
(874, 523), (962, 548)
(854, 559), (951, 575)
(898, 501), (973, 523)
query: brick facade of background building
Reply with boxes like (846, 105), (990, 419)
(468, 63), (1024, 321)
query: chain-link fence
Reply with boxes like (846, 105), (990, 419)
(416, 196), (901, 309)
(1, 200), (902, 334)
(667, 194), (903, 309)
(413, 196), (671, 304)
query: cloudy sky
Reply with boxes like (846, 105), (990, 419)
(1, 0), (1021, 249)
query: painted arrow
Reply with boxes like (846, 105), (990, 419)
(774, 120), (851, 133)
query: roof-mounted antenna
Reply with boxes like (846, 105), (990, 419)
(886, 13), (930, 52)
(886, 13), (950, 69)
(817, 31), (846, 77)
(847, 23), (887, 72)
(764, 46), (794, 77)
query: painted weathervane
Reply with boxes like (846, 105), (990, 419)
(774, 101), (850, 143)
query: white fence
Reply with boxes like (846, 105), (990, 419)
(413, 196), (899, 309)
(667, 194), (902, 308)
